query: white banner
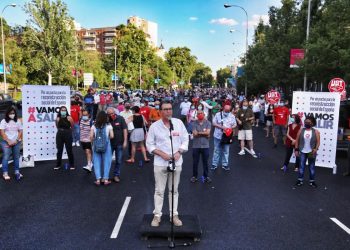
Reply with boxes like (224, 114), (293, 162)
(292, 91), (340, 170)
(22, 85), (71, 161)
(84, 73), (93, 86)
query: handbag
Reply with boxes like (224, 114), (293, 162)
(220, 112), (234, 144)
(19, 155), (35, 168)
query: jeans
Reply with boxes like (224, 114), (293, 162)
(284, 146), (300, 168)
(56, 129), (74, 167)
(192, 148), (209, 178)
(298, 152), (316, 182)
(72, 123), (80, 143)
(260, 110), (265, 124)
(111, 145), (123, 177)
(1, 141), (20, 174)
(187, 121), (193, 134)
(212, 137), (230, 167)
(93, 142), (112, 180)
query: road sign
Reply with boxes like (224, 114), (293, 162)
(266, 90), (281, 104)
(112, 74), (119, 81)
(83, 73), (93, 86)
(328, 78), (346, 93)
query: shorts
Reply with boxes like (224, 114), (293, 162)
(266, 120), (273, 126)
(238, 129), (253, 141)
(254, 112), (260, 119)
(273, 125), (287, 137)
(81, 142), (92, 150)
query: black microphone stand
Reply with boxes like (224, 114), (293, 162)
(148, 118), (191, 249)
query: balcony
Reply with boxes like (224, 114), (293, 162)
(104, 39), (114, 44)
(83, 33), (96, 38)
(104, 46), (115, 50)
(84, 40), (96, 45)
(85, 46), (96, 51)
(104, 32), (116, 37)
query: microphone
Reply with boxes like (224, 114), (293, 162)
(169, 118), (174, 131)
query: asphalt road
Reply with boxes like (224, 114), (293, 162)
(0, 106), (349, 250)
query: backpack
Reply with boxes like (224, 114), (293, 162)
(94, 126), (107, 153)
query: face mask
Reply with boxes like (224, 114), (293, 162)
(242, 106), (248, 110)
(82, 116), (89, 121)
(197, 114), (205, 120)
(290, 117), (295, 123)
(109, 114), (116, 121)
(198, 107), (203, 111)
(155, 105), (160, 110)
(9, 114), (15, 119)
(191, 106), (195, 110)
(61, 111), (67, 117)
(140, 103), (145, 107)
(184, 99), (188, 102)
(279, 103), (284, 107)
(305, 123), (311, 129)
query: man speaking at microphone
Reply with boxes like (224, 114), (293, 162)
(146, 101), (189, 227)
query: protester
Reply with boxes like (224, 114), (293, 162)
(106, 91), (114, 107)
(273, 100), (290, 148)
(179, 97), (191, 125)
(191, 110), (212, 183)
(70, 100), (81, 146)
(107, 107), (128, 183)
(0, 107), (23, 181)
(80, 109), (93, 172)
(125, 106), (150, 163)
(90, 111), (114, 186)
(281, 114), (301, 172)
(54, 106), (75, 170)
(265, 103), (274, 138)
(252, 99), (261, 127)
(140, 101), (151, 125)
(83, 89), (95, 120)
(212, 104), (237, 170)
(236, 100), (257, 158)
(93, 89), (100, 120)
(187, 103), (197, 137)
(120, 102), (134, 158)
(294, 116), (321, 187)
(149, 101), (161, 124)
(117, 99), (125, 113)
(146, 101), (189, 227)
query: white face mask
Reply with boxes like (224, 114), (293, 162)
(9, 114), (15, 119)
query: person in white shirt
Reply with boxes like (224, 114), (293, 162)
(146, 101), (189, 227)
(179, 98), (191, 125)
(252, 99), (261, 127)
(120, 102), (134, 158)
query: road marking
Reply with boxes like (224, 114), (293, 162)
(330, 218), (350, 235)
(110, 196), (131, 239)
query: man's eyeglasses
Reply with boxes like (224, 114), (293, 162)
(161, 108), (172, 111)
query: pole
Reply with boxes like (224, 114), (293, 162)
(139, 53), (142, 89)
(114, 46), (117, 90)
(75, 49), (78, 90)
(1, 13), (6, 94)
(303, 0), (312, 91)
(243, 8), (248, 97)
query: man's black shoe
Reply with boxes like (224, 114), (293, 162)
(295, 180), (303, 187)
(309, 182), (317, 188)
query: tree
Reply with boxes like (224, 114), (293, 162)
(191, 62), (214, 86)
(22, 0), (76, 85)
(216, 67), (232, 87)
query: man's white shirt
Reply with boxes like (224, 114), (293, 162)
(179, 101), (191, 116)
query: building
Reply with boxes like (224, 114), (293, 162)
(76, 27), (117, 55)
(127, 16), (158, 48)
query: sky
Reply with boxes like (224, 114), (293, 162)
(2, 0), (282, 73)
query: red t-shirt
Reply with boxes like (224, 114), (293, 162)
(106, 93), (113, 104)
(99, 94), (106, 105)
(70, 105), (81, 123)
(273, 106), (290, 125)
(140, 106), (151, 123)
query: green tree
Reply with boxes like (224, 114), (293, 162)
(22, 0), (76, 85)
(216, 67), (232, 87)
(191, 62), (214, 86)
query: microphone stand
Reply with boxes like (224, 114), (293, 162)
(148, 118), (191, 249)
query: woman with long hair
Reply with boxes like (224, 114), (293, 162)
(90, 111), (114, 185)
(54, 106), (75, 170)
(0, 106), (22, 180)
(125, 106), (150, 163)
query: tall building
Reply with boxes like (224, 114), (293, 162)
(76, 27), (117, 55)
(127, 16), (158, 48)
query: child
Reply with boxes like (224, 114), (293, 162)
(80, 109), (93, 172)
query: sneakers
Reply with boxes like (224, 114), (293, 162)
(222, 166), (230, 171)
(170, 215), (183, 227)
(309, 182), (317, 188)
(76, 141), (80, 147)
(238, 150), (245, 155)
(151, 216), (161, 227)
(294, 168), (299, 172)
(250, 150), (257, 158)
(15, 173), (23, 181)
(295, 180), (303, 187)
(281, 165), (287, 172)
(83, 165), (92, 173)
(114, 176), (120, 183)
(54, 166), (61, 170)
(72, 142), (76, 147)
(210, 165), (217, 171)
(190, 176), (197, 183)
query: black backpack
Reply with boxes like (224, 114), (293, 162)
(94, 126), (107, 153)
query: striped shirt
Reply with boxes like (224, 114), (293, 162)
(80, 119), (92, 142)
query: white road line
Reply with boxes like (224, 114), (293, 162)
(330, 218), (350, 235)
(110, 196), (131, 239)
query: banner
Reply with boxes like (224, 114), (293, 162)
(291, 91), (340, 171)
(266, 90), (281, 104)
(0, 64), (12, 74)
(84, 73), (93, 86)
(22, 85), (71, 161)
(290, 49), (304, 68)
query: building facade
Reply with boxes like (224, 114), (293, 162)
(127, 16), (158, 48)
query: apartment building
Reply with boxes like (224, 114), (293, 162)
(127, 16), (158, 48)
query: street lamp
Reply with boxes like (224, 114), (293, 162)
(303, 0), (312, 91)
(1, 3), (16, 94)
(114, 46), (117, 90)
(224, 3), (248, 96)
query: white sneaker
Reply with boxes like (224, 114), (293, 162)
(250, 150), (258, 158)
(238, 150), (245, 155)
(72, 142), (76, 146)
(83, 165), (92, 172)
(76, 141), (80, 147)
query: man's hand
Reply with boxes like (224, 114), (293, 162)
(193, 130), (198, 137)
(161, 152), (172, 161)
(237, 120), (242, 125)
(174, 152), (181, 161)
(123, 141), (127, 149)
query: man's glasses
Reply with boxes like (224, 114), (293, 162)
(161, 108), (172, 111)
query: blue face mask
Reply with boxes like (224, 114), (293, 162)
(60, 111), (67, 117)
(82, 116), (89, 121)
(290, 117), (295, 123)
(242, 106), (248, 110)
